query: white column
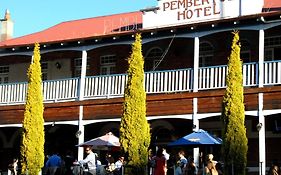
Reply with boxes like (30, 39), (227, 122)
(259, 30), (264, 89)
(78, 50), (87, 101)
(258, 94), (265, 175)
(193, 37), (200, 171)
(193, 97), (200, 172)
(77, 50), (87, 160)
(258, 30), (266, 175)
(193, 37), (199, 93)
(78, 105), (85, 160)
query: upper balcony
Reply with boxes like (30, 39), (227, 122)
(1, 60), (280, 106)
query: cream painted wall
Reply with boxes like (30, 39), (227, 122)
(47, 59), (72, 80)
(9, 62), (29, 83)
(8, 58), (72, 83)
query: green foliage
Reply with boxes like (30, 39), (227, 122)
(20, 43), (45, 175)
(120, 33), (151, 174)
(221, 31), (248, 175)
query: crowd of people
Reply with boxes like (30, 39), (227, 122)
(8, 147), (281, 175)
(42, 146), (125, 175)
(148, 149), (222, 175)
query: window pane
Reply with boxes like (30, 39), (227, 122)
(0, 66), (9, 74)
(100, 55), (116, 65)
(100, 55), (116, 75)
(199, 42), (213, 67)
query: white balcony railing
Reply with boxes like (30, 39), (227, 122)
(0, 61), (281, 105)
(84, 74), (128, 98)
(198, 65), (228, 89)
(264, 61), (281, 85)
(43, 78), (79, 101)
(145, 68), (193, 93)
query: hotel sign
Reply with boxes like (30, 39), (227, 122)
(163, 0), (220, 21)
(143, 0), (263, 28)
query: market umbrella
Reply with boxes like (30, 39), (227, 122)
(77, 132), (120, 150)
(168, 129), (222, 147)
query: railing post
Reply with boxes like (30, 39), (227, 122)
(55, 81), (60, 101)
(107, 76), (111, 98)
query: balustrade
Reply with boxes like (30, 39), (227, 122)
(0, 61), (280, 105)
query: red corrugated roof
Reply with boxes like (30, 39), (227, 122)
(1, 2), (281, 48)
(264, 0), (281, 8)
(0, 11), (142, 47)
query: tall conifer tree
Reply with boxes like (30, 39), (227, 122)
(20, 43), (45, 175)
(221, 31), (248, 175)
(120, 33), (151, 174)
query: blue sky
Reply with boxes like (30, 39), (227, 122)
(0, 0), (157, 37)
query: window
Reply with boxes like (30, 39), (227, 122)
(100, 55), (116, 75)
(264, 35), (281, 61)
(0, 65), (9, 84)
(145, 47), (163, 71)
(240, 40), (251, 63)
(265, 48), (274, 61)
(74, 58), (90, 77)
(41, 62), (48, 81)
(265, 35), (281, 47)
(199, 42), (213, 67)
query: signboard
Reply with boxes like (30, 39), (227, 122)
(143, 0), (264, 29)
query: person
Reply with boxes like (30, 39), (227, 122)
(8, 158), (18, 175)
(77, 146), (97, 175)
(204, 160), (218, 175)
(175, 150), (187, 175)
(95, 153), (104, 175)
(204, 154), (218, 175)
(45, 152), (62, 175)
(105, 153), (115, 174)
(206, 154), (216, 162)
(215, 162), (223, 175)
(148, 149), (155, 175)
(64, 151), (75, 175)
(162, 148), (170, 161)
(114, 156), (124, 175)
(187, 157), (196, 175)
(268, 161), (280, 175)
(162, 148), (170, 175)
(152, 148), (166, 175)
(269, 165), (280, 175)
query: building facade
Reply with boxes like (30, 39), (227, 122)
(0, 0), (281, 174)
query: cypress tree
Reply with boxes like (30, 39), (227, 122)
(120, 33), (151, 175)
(20, 43), (45, 175)
(221, 31), (248, 175)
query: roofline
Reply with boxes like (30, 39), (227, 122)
(1, 11), (281, 50)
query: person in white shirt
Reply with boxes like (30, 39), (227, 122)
(162, 148), (170, 175)
(78, 146), (96, 175)
(114, 156), (124, 175)
(162, 148), (170, 161)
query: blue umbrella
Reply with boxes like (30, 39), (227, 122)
(168, 129), (222, 147)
